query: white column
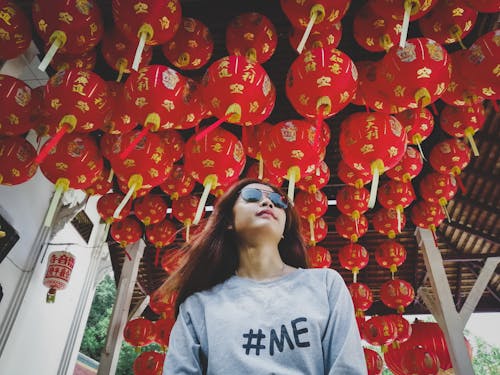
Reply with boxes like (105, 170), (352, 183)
(97, 241), (145, 375)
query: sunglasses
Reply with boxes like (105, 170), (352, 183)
(239, 187), (288, 209)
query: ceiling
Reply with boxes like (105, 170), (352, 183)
(17, 0), (499, 318)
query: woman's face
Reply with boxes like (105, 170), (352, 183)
(231, 183), (287, 242)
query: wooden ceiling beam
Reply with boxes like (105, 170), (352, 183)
(465, 262), (500, 305)
(450, 196), (500, 216)
(442, 221), (500, 247)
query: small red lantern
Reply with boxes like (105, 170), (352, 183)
(348, 282), (373, 317)
(372, 207), (406, 239)
(375, 240), (407, 275)
(171, 195), (201, 241)
(338, 243), (369, 282)
(149, 289), (177, 317)
(380, 278), (415, 313)
(363, 315), (398, 350)
(0, 1), (32, 60)
(154, 315), (176, 348)
(145, 219), (178, 266)
(134, 194), (168, 226)
(0, 74), (34, 136)
(339, 112), (407, 208)
(0, 136), (38, 186)
(296, 160), (330, 194)
(110, 216), (143, 251)
(386, 145), (423, 183)
(133, 351), (166, 375)
(336, 185), (370, 220)
(419, 172), (458, 221)
(337, 160), (372, 188)
(159, 164), (196, 201)
(97, 192), (133, 224)
(300, 217), (328, 246)
(162, 17), (213, 70)
(388, 314), (412, 346)
(402, 347), (440, 375)
(335, 214), (368, 243)
(395, 108), (434, 158)
(124, 317), (155, 348)
(43, 250), (75, 303)
(364, 347), (384, 375)
(411, 200), (446, 235)
(307, 245), (331, 268)
(226, 12), (277, 64)
(294, 190), (328, 243)
(161, 248), (185, 274)
(378, 180), (415, 232)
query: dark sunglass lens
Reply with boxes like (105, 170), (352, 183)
(269, 192), (288, 209)
(241, 188), (262, 202)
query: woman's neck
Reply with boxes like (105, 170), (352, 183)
(236, 243), (289, 280)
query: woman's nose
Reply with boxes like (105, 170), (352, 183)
(260, 195), (274, 208)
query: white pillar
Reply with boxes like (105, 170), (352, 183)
(97, 241), (145, 375)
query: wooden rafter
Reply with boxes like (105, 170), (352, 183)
(442, 221), (500, 247)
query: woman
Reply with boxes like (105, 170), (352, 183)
(161, 178), (367, 374)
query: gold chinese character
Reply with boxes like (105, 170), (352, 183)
(249, 101), (259, 113)
(123, 159), (136, 167)
(159, 16), (170, 30)
(135, 97), (148, 108)
(38, 19), (48, 33)
(134, 2), (148, 14)
(8, 114), (19, 125)
(329, 64), (341, 75)
(58, 12), (74, 24)
(162, 99), (175, 111)
(452, 7), (464, 17)
(51, 99), (62, 110)
(211, 143), (223, 152)
(56, 162), (68, 171)
(76, 100), (90, 112)
(202, 159), (215, 168)
(0, 28), (10, 40)
(291, 150), (304, 160)
(417, 67), (432, 79)
(360, 144), (374, 154)
(89, 22), (98, 36)
(229, 83), (244, 94)
(317, 76), (332, 87)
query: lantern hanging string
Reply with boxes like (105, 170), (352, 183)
(296, 6), (321, 54)
(195, 113), (231, 141)
(38, 32), (66, 72)
(132, 29), (149, 71)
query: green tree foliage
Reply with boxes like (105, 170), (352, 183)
(468, 333), (500, 375)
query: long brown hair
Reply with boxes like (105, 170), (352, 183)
(161, 178), (308, 316)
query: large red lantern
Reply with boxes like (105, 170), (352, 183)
(300, 217), (328, 246)
(419, 172), (458, 221)
(0, 1), (32, 60)
(364, 347), (384, 375)
(159, 164), (196, 200)
(337, 160), (372, 188)
(339, 112), (407, 208)
(338, 243), (369, 282)
(363, 315), (398, 350)
(161, 17), (213, 70)
(0, 74), (33, 136)
(336, 185), (370, 221)
(440, 104), (485, 157)
(307, 245), (331, 268)
(134, 194), (168, 226)
(380, 278), (415, 313)
(43, 250), (75, 303)
(348, 282), (373, 317)
(372, 207), (406, 239)
(112, 0), (181, 71)
(133, 351), (165, 375)
(335, 214), (368, 243)
(226, 12), (277, 64)
(386, 145), (423, 183)
(0, 136), (38, 186)
(375, 240), (407, 275)
(32, 0), (104, 71)
(124, 317), (155, 348)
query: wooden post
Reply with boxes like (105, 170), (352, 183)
(97, 241), (145, 375)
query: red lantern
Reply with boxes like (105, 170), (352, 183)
(161, 248), (185, 274)
(464, 0), (500, 12)
(418, 0), (477, 48)
(171, 194), (202, 241)
(0, 74), (33, 136)
(49, 49), (97, 72)
(386, 146), (423, 183)
(338, 243), (369, 282)
(43, 251), (75, 303)
(154, 316), (176, 348)
(32, 0), (104, 71)
(394, 108), (434, 158)
(380, 278), (415, 313)
(174, 80), (209, 130)
(337, 160), (372, 188)
(149, 289), (177, 316)
(162, 17), (213, 70)
(124, 317), (155, 347)
(226, 12), (277, 64)
(145, 218), (178, 266)
(84, 166), (113, 196)
(339, 112), (407, 208)
(307, 245), (331, 268)
(0, 136), (38, 186)
(288, 22), (342, 52)
(429, 138), (471, 184)
(103, 82), (137, 135)
(0, 1), (32, 60)
(112, 0), (181, 70)
(159, 164), (196, 200)
(372, 207), (406, 239)
(388, 314), (412, 346)
(419, 172), (458, 221)
(134, 194), (168, 226)
(101, 28), (153, 82)
(348, 282), (373, 316)
(300, 217), (328, 246)
(157, 130), (184, 163)
(378, 180), (415, 233)
(440, 104), (485, 157)
(133, 351), (165, 375)
(375, 240), (407, 274)
(364, 347), (384, 375)
(363, 315), (398, 350)
(245, 162), (284, 187)
(97, 192), (133, 224)
(110, 216), (143, 250)
(402, 347), (440, 375)
(294, 190), (328, 244)
(336, 185), (370, 220)
(335, 214), (368, 243)
(411, 200), (446, 234)
(296, 160), (330, 194)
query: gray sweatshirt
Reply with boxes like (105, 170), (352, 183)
(162, 268), (368, 375)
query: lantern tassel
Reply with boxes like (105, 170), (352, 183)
(309, 216), (315, 244)
(368, 161), (383, 208)
(399, 1), (412, 48)
(258, 154), (264, 180)
(195, 113), (231, 141)
(194, 175), (216, 225)
(287, 166), (300, 202)
(397, 208), (402, 234)
(44, 178), (70, 227)
(39, 32), (65, 72)
(123, 247), (132, 261)
(35, 125), (69, 164)
(119, 126), (150, 160)
(416, 141), (427, 161)
(464, 129), (479, 157)
(296, 10), (318, 54)
(113, 179), (140, 219)
(132, 31), (148, 71)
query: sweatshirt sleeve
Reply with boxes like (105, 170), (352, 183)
(322, 270), (368, 375)
(162, 299), (205, 375)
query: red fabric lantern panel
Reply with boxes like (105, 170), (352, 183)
(0, 1), (32, 60)
(159, 164), (196, 200)
(296, 160), (330, 193)
(375, 240), (407, 274)
(102, 82), (137, 135)
(372, 207), (406, 239)
(145, 219), (177, 249)
(395, 107), (434, 148)
(226, 12), (277, 64)
(133, 351), (165, 375)
(464, 0), (500, 13)
(242, 121), (273, 160)
(307, 245), (331, 268)
(288, 22), (342, 52)
(411, 200), (446, 233)
(245, 162), (284, 187)
(380, 278), (415, 313)
(154, 316), (176, 347)
(134, 194), (168, 226)
(388, 314), (412, 346)
(201, 55), (276, 126)
(429, 138), (471, 177)
(84, 166), (113, 196)
(363, 315), (398, 349)
(419, 172), (458, 210)
(162, 17), (213, 70)
(338, 243), (369, 281)
(364, 347), (383, 375)
(402, 347), (440, 375)
(124, 317), (155, 347)
(49, 49), (97, 73)
(378, 180), (415, 215)
(43, 251), (75, 303)
(386, 145), (423, 183)
(97, 192), (132, 224)
(161, 248), (185, 274)
(157, 130), (184, 163)
(0, 136), (37, 186)
(110, 215), (143, 248)
(348, 282), (373, 316)
(0, 74), (33, 136)
(335, 214), (368, 243)
(369, 0), (437, 21)
(174, 80), (210, 130)
(337, 159), (372, 188)
(286, 47), (358, 120)
(336, 185), (370, 220)
(300, 217), (328, 246)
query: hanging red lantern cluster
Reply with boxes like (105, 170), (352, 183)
(43, 250), (75, 303)
(419, 172), (458, 222)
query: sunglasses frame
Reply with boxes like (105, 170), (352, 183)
(238, 187), (289, 209)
